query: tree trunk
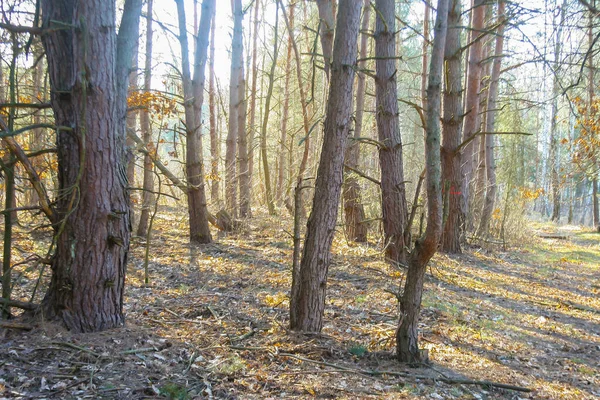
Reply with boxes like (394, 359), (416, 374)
(136, 0), (154, 237)
(593, 178), (599, 230)
(397, 0), (448, 363)
(125, 42), (138, 209)
(477, 0), (505, 237)
(209, 5), (219, 206)
(343, 0), (369, 243)
(259, 3), (280, 216)
(440, 0), (463, 253)
(289, 0), (362, 332)
(176, 0), (214, 244)
(316, 0), (335, 79)
(277, 2), (294, 208)
(247, 0), (261, 199)
(41, 0), (133, 332)
(226, 0), (243, 218)
(375, 0), (408, 265)
(238, 61), (251, 218)
(461, 0), (485, 234)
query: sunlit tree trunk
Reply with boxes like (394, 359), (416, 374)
(136, 0), (154, 237)
(238, 62), (251, 217)
(397, 0), (447, 363)
(226, 0), (244, 218)
(477, 0), (505, 237)
(176, 0), (214, 243)
(290, 0), (362, 332)
(461, 0), (485, 234)
(41, 0), (137, 331)
(375, 0), (408, 264)
(441, 0), (463, 253)
(247, 0), (261, 197)
(343, 0), (370, 243)
(209, 5), (219, 206)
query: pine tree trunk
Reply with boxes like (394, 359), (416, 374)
(41, 0), (133, 332)
(477, 0), (505, 237)
(247, 0), (261, 196)
(343, 0), (369, 243)
(461, 0), (485, 234)
(397, 0), (448, 363)
(289, 0), (362, 332)
(441, 0), (463, 253)
(137, 0), (154, 237)
(316, 0), (335, 79)
(375, 0), (408, 264)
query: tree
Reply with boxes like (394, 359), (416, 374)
(342, 0), (370, 243)
(137, 0), (154, 237)
(440, 0), (464, 253)
(289, 0), (362, 332)
(226, 0), (244, 218)
(397, 0), (448, 363)
(375, 0), (408, 265)
(40, 0), (141, 332)
(208, 4), (219, 206)
(175, 0), (215, 244)
(315, 0), (335, 79)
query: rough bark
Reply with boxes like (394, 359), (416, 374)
(176, 0), (214, 244)
(289, 0), (362, 332)
(343, 0), (370, 243)
(375, 0), (408, 264)
(441, 0), (463, 253)
(461, 0), (485, 233)
(226, 0), (244, 217)
(41, 0), (131, 332)
(397, 0), (448, 363)
(136, 0), (154, 237)
(477, 0), (505, 237)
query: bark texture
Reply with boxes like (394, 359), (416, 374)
(41, 0), (131, 332)
(375, 0), (408, 264)
(289, 0), (362, 332)
(441, 0), (463, 253)
(343, 0), (370, 243)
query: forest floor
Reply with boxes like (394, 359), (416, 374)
(0, 209), (599, 399)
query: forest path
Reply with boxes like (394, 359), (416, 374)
(0, 213), (598, 399)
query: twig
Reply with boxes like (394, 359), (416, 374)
(0, 321), (33, 330)
(0, 297), (39, 311)
(51, 342), (101, 357)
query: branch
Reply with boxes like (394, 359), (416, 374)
(455, 131), (532, 154)
(0, 297), (39, 311)
(0, 22), (43, 35)
(398, 99), (426, 130)
(0, 102), (52, 109)
(343, 163), (380, 185)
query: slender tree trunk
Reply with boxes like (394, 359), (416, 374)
(226, 0), (244, 217)
(397, 0), (448, 363)
(461, 0), (485, 233)
(316, 0), (335, 79)
(277, 2), (295, 208)
(238, 62), (251, 217)
(247, 0), (261, 196)
(176, 0), (214, 243)
(259, 3), (280, 216)
(126, 41), (138, 209)
(41, 0), (134, 332)
(289, 0), (362, 332)
(137, 0), (154, 236)
(441, 0), (463, 253)
(209, 6), (219, 206)
(375, 0), (408, 265)
(477, 0), (505, 237)
(343, 0), (370, 243)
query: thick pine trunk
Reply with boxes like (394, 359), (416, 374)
(375, 0), (408, 264)
(289, 0), (362, 332)
(41, 0), (131, 332)
(441, 0), (463, 253)
(343, 0), (369, 243)
(397, 0), (447, 363)
(137, 0), (154, 237)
